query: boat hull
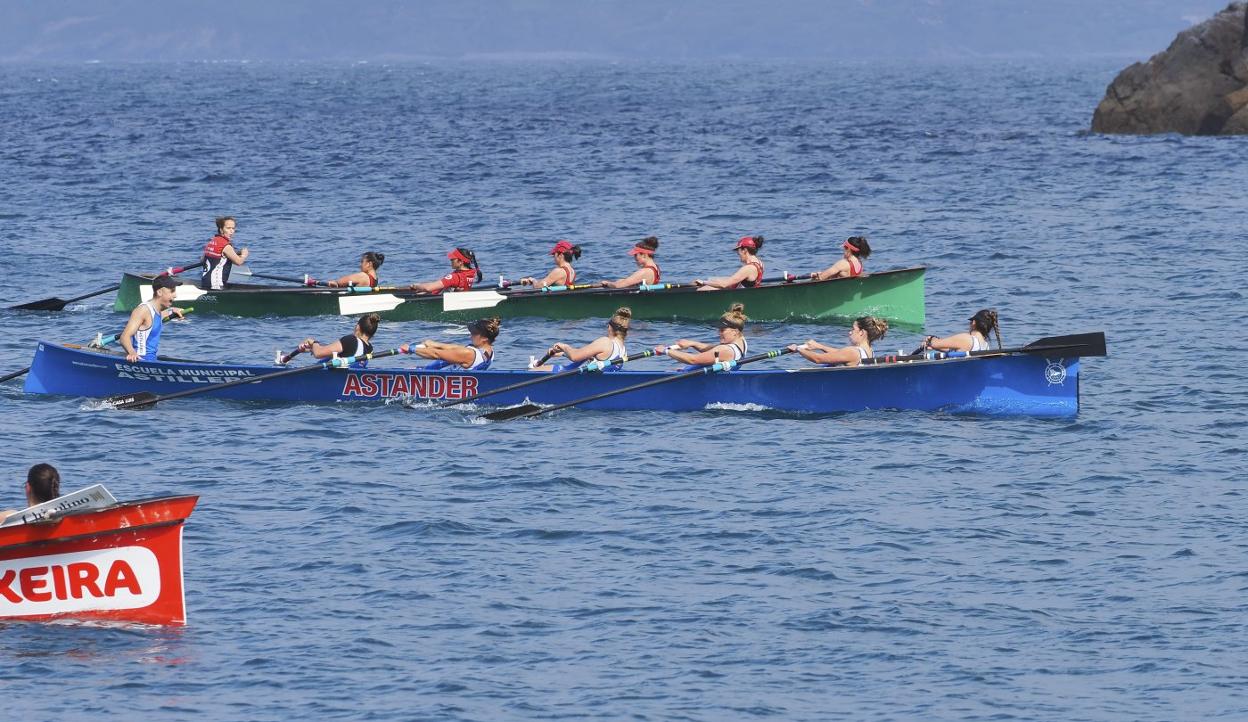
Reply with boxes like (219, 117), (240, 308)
(113, 267), (926, 327)
(25, 341), (1082, 417)
(0, 495), (197, 626)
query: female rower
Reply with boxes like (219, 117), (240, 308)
(0, 464), (61, 522)
(600, 237), (660, 288)
(663, 303), (749, 367)
(923, 309), (1001, 353)
(326, 252), (385, 288)
(789, 316), (889, 367)
(201, 215), (250, 290)
(531, 307), (631, 372)
(297, 313), (381, 367)
(694, 236), (765, 291)
(408, 317), (499, 371)
(810, 236), (871, 280)
(520, 240), (581, 288)
(409, 248), (482, 294)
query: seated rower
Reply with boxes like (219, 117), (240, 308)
(325, 252), (385, 288)
(662, 303), (749, 367)
(693, 235), (765, 291)
(520, 240), (581, 288)
(201, 215), (250, 290)
(0, 463), (61, 523)
(810, 236), (871, 280)
(297, 313), (381, 368)
(600, 237), (660, 288)
(407, 317), (499, 371)
(531, 307), (631, 372)
(924, 309), (1001, 353)
(789, 316), (889, 367)
(409, 248), (482, 294)
(120, 275), (187, 363)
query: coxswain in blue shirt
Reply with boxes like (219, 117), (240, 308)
(120, 275), (186, 362)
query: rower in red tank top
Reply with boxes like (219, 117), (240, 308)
(322, 251), (384, 288)
(811, 236), (871, 281)
(694, 235), (766, 291)
(600, 236), (661, 288)
(409, 248), (482, 294)
(520, 240), (582, 288)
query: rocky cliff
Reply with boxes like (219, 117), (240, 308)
(1092, 2), (1248, 135)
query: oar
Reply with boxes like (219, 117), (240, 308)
(0, 309), (196, 384)
(442, 283), (603, 312)
(438, 348), (664, 410)
(242, 270), (335, 287)
(866, 332), (1107, 366)
(638, 273), (805, 292)
(483, 346), (798, 421)
(10, 260), (204, 311)
(104, 346), (411, 410)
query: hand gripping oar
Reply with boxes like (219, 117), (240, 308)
(0, 309), (195, 384)
(483, 345), (798, 421)
(437, 348), (664, 410)
(11, 260), (205, 311)
(865, 332), (1107, 366)
(104, 345), (410, 410)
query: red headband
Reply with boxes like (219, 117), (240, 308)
(735, 236), (757, 250)
(842, 240), (860, 253)
(550, 240), (574, 256)
(447, 249), (472, 265)
(628, 246), (655, 256)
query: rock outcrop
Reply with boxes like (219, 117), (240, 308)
(1092, 2), (1248, 135)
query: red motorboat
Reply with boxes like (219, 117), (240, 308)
(0, 492), (198, 626)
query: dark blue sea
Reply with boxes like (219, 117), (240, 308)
(1, 59), (1246, 721)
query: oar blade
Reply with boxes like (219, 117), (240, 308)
(102, 391), (160, 411)
(442, 290), (507, 312)
(10, 298), (70, 311)
(337, 294), (405, 315)
(481, 403), (543, 421)
(1023, 332), (1107, 358)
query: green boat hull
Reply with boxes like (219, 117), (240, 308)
(115, 267), (925, 327)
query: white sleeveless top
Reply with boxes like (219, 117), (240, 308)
(969, 335), (990, 352)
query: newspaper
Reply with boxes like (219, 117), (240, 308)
(0, 485), (119, 528)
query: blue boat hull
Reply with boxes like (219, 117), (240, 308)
(23, 342), (1083, 417)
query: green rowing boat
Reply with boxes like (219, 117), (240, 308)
(114, 267), (925, 326)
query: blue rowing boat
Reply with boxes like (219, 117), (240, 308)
(21, 337), (1103, 417)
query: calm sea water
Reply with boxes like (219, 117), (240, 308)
(1, 59), (1246, 721)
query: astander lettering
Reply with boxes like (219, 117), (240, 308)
(461, 376), (479, 397)
(391, 375), (410, 397)
(447, 376), (462, 399)
(343, 375), (364, 397)
(411, 375), (427, 398)
(359, 374), (379, 397)
(428, 376), (445, 398)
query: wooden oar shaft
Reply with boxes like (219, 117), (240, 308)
(492, 347), (796, 420)
(439, 349), (661, 409)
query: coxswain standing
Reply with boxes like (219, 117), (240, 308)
(120, 275), (186, 362)
(200, 216), (250, 290)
